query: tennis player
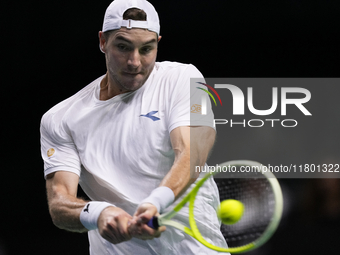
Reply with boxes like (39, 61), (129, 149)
(40, 0), (227, 254)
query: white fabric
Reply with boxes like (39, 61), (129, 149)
(80, 202), (115, 230)
(121, 19), (149, 30)
(40, 61), (227, 254)
(102, 0), (160, 35)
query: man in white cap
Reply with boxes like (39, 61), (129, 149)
(41, 0), (228, 254)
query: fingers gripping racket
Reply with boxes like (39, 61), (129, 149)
(147, 160), (283, 254)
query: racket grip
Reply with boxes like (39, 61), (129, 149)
(147, 216), (159, 229)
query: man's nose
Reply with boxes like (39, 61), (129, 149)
(127, 49), (141, 69)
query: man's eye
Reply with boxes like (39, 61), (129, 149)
(141, 47), (152, 54)
(117, 44), (130, 51)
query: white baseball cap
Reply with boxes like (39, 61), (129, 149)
(102, 0), (160, 36)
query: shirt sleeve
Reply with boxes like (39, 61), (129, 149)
(167, 64), (215, 133)
(40, 110), (81, 179)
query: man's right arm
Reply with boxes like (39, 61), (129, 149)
(45, 171), (133, 243)
(46, 171), (88, 232)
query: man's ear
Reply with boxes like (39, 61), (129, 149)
(99, 31), (106, 53)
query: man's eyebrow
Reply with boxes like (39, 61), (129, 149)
(115, 36), (157, 45)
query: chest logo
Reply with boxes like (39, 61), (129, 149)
(140, 111), (160, 121)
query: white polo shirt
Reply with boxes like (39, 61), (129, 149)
(40, 61), (227, 254)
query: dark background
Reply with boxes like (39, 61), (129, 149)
(2, 0), (340, 254)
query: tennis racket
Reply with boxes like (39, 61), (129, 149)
(147, 160), (283, 254)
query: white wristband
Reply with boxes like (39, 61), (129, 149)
(140, 186), (175, 213)
(80, 201), (115, 230)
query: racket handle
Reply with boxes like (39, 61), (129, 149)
(147, 216), (159, 229)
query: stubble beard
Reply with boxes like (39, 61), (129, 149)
(108, 65), (153, 93)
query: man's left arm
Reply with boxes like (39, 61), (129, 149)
(161, 125), (215, 198)
(129, 126), (215, 237)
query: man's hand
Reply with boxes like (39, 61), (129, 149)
(97, 206), (133, 244)
(134, 203), (158, 224)
(128, 203), (166, 240)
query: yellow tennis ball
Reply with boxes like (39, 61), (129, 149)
(217, 199), (244, 225)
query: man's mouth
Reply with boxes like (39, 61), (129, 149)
(123, 72), (141, 76)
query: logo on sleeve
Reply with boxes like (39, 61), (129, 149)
(140, 111), (160, 121)
(191, 104), (201, 114)
(47, 148), (55, 157)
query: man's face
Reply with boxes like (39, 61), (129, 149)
(100, 28), (161, 92)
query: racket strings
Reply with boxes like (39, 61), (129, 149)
(215, 172), (275, 248)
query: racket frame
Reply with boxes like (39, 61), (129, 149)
(154, 160), (284, 254)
